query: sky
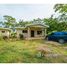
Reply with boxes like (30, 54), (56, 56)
(0, 4), (55, 21)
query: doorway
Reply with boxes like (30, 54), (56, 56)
(31, 30), (34, 37)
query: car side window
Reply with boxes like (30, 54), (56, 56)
(53, 32), (67, 35)
(54, 32), (63, 35)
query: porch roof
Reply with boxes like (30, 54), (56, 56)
(15, 27), (26, 30)
(16, 23), (49, 30)
(0, 27), (11, 32)
(26, 23), (49, 28)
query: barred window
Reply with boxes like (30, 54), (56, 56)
(22, 30), (27, 33)
(37, 31), (42, 35)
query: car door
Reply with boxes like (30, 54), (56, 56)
(63, 33), (67, 41)
(48, 33), (57, 41)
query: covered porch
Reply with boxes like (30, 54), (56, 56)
(16, 23), (49, 40)
(26, 24), (47, 40)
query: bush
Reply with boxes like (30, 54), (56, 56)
(11, 32), (17, 38)
(0, 36), (3, 40)
(3, 36), (8, 40)
(19, 34), (24, 40)
(0, 35), (8, 40)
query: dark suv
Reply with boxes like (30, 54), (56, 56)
(46, 32), (67, 43)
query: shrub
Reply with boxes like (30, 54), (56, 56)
(3, 36), (8, 40)
(0, 35), (8, 40)
(0, 36), (3, 40)
(11, 32), (17, 38)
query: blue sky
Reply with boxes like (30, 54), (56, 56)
(0, 4), (55, 21)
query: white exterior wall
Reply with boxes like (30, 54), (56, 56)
(0, 30), (10, 37)
(16, 30), (28, 38)
(34, 29), (44, 37)
(16, 28), (46, 39)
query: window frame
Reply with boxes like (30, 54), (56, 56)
(37, 30), (42, 35)
(22, 30), (27, 33)
(1, 31), (5, 33)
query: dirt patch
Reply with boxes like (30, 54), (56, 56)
(45, 41), (61, 46)
(45, 54), (63, 58)
(63, 47), (67, 50)
(36, 45), (52, 57)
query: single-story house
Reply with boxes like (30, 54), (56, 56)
(0, 28), (11, 38)
(16, 23), (49, 40)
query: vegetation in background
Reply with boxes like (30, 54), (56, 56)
(3, 15), (16, 29)
(54, 4), (67, 13)
(44, 4), (67, 34)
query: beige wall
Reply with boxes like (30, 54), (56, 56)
(0, 30), (10, 37)
(16, 27), (46, 39)
(16, 29), (28, 38)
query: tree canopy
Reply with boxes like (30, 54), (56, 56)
(54, 4), (67, 13)
(3, 15), (16, 28)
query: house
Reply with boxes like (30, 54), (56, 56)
(16, 23), (49, 40)
(0, 28), (11, 38)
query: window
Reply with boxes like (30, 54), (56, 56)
(22, 30), (27, 33)
(2, 31), (5, 33)
(54, 32), (66, 35)
(37, 31), (42, 35)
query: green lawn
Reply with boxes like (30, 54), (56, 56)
(0, 39), (67, 63)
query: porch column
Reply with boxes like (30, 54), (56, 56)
(45, 28), (47, 37)
(35, 30), (37, 37)
(42, 28), (45, 36)
(28, 27), (30, 39)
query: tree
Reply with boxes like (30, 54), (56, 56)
(18, 19), (25, 27)
(3, 15), (16, 28)
(0, 21), (3, 27)
(17, 19), (31, 27)
(43, 15), (58, 34)
(53, 4), (67, 32)
(54, 4), (67, 13)
(54, 4), (67, 22)
(57, 13), (67, 22)
(32, 18), (45, 25)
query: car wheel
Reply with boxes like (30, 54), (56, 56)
(58, 39), (64, 44)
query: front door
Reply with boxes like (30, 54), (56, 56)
(31, 30), (34, 37)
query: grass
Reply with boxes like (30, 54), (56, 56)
(0, 39), (67, 63)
